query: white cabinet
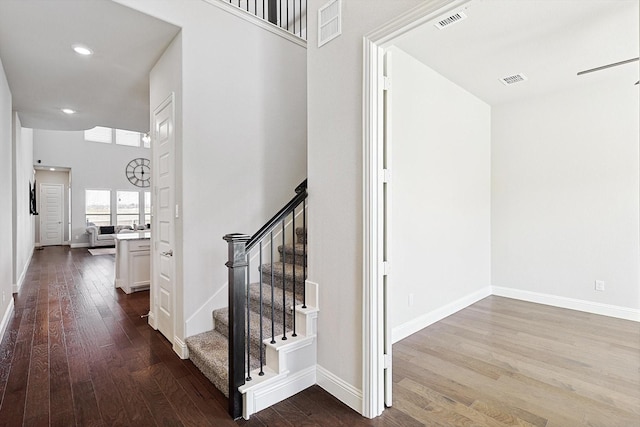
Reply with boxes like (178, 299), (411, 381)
(115, 232), (151, 294)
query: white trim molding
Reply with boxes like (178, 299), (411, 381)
(173, 335), (189, 359)
(70, 242), (90, 249)
(317, 364), (362, 414)
(0, 298), (15, 345)
(492, 286), (640, 322)
(392, 287), (492, 343)
(361, 0), (470, 419)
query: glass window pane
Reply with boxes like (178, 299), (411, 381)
(84, 126), (112, 143)
(116, 129), (141, 147)
(86, 190), (111, 226)
(117, 191), (139, 227)
(144, 191), (151, 227)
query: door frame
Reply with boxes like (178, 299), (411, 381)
(39, 182), (64, 246)
(361, 0), (469, 418)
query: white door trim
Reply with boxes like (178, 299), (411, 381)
(361, 0), (469, 418)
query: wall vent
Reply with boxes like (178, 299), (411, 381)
(500, 73), (528, 85)
(434, 10), (467, 29)
(318, 0), (341, 47)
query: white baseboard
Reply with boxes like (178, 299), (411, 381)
(492, 286), (640, 322)
(316, 364), (363, 415)
(13, 245), (34, 293)
(173, 335), (189, 359)
(70, 242), (90, 248)
(0, 298), (15, 345)
(243, 366), (316, 419)
(392, 286), (492, 343)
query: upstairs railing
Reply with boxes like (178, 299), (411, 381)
(223, 179), (307, 418)
(225, 0), (307, 40)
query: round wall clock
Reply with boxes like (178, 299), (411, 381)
(126, 158), (151, 188)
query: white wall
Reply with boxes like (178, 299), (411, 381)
(32, 129), (150, 246)
(11, 114), (34, 293)
(0, 56), (14, 341)
(492, 78), (640, 314)
(387, 47), (491, 342)
(115, 0), (308, 340)
(307, 0), (423, 409)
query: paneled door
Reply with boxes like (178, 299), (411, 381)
(152, 93), (176, 344)
(40, 183), (63, 246)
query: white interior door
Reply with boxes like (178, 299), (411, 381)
(152, 93), (175, 343)
(40, 183), (63, 246)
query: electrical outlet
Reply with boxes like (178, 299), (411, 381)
(595, 280), (605, 292)
(408, 293), (414, 307)
(75, 235), (79, 240)
(2, 291), (5, 303)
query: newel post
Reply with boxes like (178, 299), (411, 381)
(223, 233), (251, 419)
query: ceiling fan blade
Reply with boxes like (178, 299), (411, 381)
(636, 81), (639, 85)
(577, 57), (639, 76)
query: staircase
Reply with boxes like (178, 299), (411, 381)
(186, 182), (316, 419)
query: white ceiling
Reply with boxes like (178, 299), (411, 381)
(0, 1), (636, 132)
(393, 0), (639, 106)
(0, 0), (180, 132)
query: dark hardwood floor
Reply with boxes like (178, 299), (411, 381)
(1, 246), (638, 426)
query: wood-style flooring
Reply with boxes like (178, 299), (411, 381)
(1, 246), (638, 426)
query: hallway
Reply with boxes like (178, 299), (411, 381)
(0, 246), (235, 426)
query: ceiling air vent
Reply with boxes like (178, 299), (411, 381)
(434, 10), (467, 29)
(500, 73), (528, 86)
(318, 0), (341, 47)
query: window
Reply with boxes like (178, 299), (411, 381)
(144, 191), (151, 226)
(85, 190), (111, 226)
(85, 126), (149, 148)
(116, 191), (140, 227)
(116, 129), (143, 147)
(84, 126), (112, 144)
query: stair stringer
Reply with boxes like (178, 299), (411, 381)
(239, 300), (318, 419)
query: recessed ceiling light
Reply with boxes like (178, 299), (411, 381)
(49, 168), (56, 171)
(72, 44), (93, 56)
(61, 108), (76, 115)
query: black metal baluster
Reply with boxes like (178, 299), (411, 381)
(279, 0), (282, 30)
(305, 0), (307, 40)
(302, 201), (306, 308)
(270, 231), (276, 344)
(293, 0), (295, 35)
(292, 210), (297, 337)
(286, 0), (289, 31)
(263, 0), (265, 19)
(246, 256), (252, 381)
(281, 219), (287, 340)
(259, 241), (264, 375)
(268, 0), (277, 24)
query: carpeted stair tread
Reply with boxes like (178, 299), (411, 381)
(295, 227), (307, 244)
(259, 262), (306, 290)
(248, 281), (303, 320)
(278, 244), (307, 266)
(185, 330), (229, 397)
(213, 306), (291, 352)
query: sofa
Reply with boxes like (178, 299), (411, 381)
(86, 224), (134, 248)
